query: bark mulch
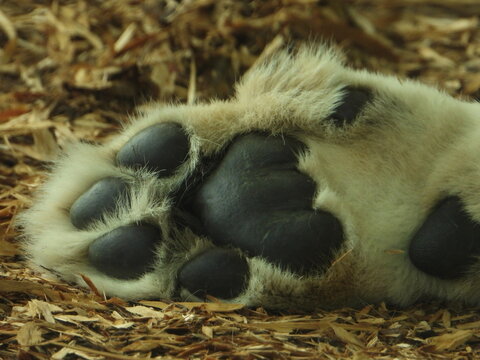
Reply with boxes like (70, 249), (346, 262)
(1, 1), (480, 359)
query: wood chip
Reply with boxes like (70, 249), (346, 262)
(16, 322), (44, 346)
(331, 323), (365, 348)
(425, 330), (474, 352)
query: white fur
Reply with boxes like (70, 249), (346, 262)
(18, 44), (480, 310)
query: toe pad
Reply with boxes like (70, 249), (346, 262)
(70, 177), (128, 229)
(179, 248), (249, 299)
(116, 123), (189, 176)
(88, 224), (160, 279)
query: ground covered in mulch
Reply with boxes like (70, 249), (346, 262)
(1, 0), (480, 358)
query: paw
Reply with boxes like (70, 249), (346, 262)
(19, 44), (480, 310)
(21, 115), (347, 308)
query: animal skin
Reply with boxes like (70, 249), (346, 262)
(18, 44), (480, 311)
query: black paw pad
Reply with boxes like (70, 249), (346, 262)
(88, 224), (160, 279)
(116, 123), (189, 176)
(409, 197), (480, 279)
(70, 177), (128, 229)
(179, 248), (249, 299)
(331, 87), (371, 125)
(189, 134), (344, 274)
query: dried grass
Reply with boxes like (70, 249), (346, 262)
(1, 0), (480, 358)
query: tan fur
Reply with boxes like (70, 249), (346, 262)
(18, 44), (480, 310)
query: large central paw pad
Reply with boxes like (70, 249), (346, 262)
(187, 134), (344, 273)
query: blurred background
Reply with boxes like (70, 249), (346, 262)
(1, 1), (480, 359)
